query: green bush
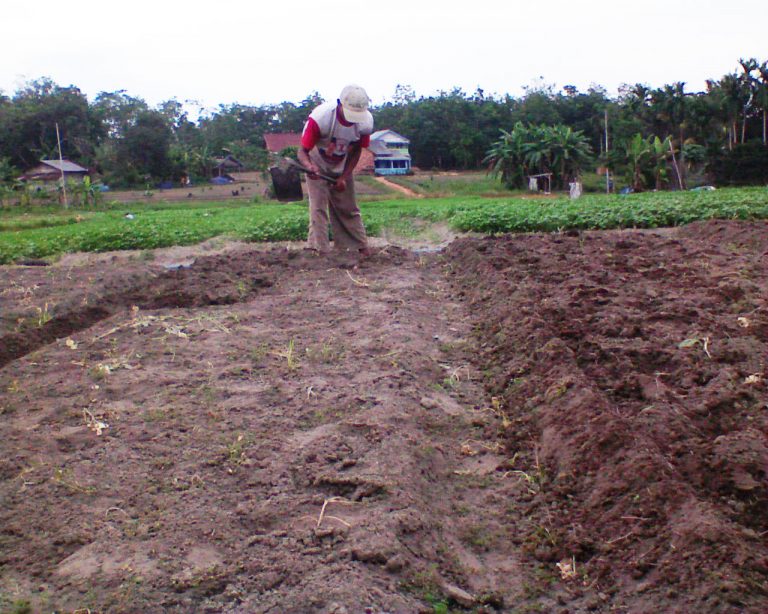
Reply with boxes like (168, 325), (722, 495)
(710, 142), (768, 186)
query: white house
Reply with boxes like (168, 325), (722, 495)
(369, 130), (411, 175)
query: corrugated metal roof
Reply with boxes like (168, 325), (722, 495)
(369, 140), (411, 159)
(368, 141), (390, 155)
(371, 129), (409, 143)
(41, 159), (88, 173)
(212, 155), (244, 168)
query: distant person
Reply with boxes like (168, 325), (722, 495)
(297, 84), (374, 256)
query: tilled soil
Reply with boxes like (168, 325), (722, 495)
(0, 220), (767, 613)
(0, 246), (521, 613)
(446, 220), (768, 612)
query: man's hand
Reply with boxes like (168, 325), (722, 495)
(333, 177), (347, 192)
(298, 148), (320, 180)
(296, 162), (320, 179)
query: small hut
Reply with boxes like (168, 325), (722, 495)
(527, 173), (553, 194)
(211, 155), (244, 178)
(20, 160), (88, 184)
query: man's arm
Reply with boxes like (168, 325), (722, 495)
(297, 147), (319, 177)
(298, 118), (321, 177)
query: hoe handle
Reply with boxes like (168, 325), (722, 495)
(284, 158), (337, 183)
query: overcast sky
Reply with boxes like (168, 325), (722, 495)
(2, 0), (765, 113)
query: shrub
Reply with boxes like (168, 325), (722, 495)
(709, 141), (768, 186)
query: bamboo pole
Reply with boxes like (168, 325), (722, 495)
(604, 109), (610, 194)
(56, 123), (68, 209)
(669, 140), (684, 191)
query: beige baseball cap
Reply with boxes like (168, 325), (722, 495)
(339, 84), (370, 123)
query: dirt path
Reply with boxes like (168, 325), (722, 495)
(372, 176), (421, 198)
(0, 247), (523, 612)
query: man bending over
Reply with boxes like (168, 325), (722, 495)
(298, 84), (374, 255)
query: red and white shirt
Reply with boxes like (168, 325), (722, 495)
(301, 101), (373, 174)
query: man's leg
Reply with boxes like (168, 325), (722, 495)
(306, 178), (331, 252)
(328, 180), (368, 251)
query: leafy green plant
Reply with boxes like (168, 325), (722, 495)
(484, 122), (593, 189)
(1, 188), (767, 263)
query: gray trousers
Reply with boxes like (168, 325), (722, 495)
(306, 177), (368, 251)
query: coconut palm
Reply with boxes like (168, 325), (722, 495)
(708, 74), (749, 149)
(756, 62), (768, 145)
(738, 58), (759, 143)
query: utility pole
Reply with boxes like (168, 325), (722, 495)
(56, 123), (69, 209)
(604, 108), (610, 194)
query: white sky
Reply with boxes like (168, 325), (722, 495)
(2, 0), (766, 114)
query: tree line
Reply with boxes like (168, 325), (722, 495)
(1, 58), (767, 190)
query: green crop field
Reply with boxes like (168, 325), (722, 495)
(386, 172), (515, 197)
(1, 188), (767, 264)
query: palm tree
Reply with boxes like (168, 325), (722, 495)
(623, 84), (652, 127)
(623, 133), (652, 191)
(548, 125), (593, 188)
(484, 123), (528, 188)
(756, 62), (768, 145)
(649, 136), (673, 190)
(738, 58), (759, 143)
(709, 73), (749, 149)
(485, 123), (592, 190)
(521, 125), (553, 177)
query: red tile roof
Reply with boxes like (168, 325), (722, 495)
(264, 133), (302, 153)
(355, 148), (374, 175)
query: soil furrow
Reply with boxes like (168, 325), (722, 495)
(0, 255), (273, 368)
(0, 247), (524, 612)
